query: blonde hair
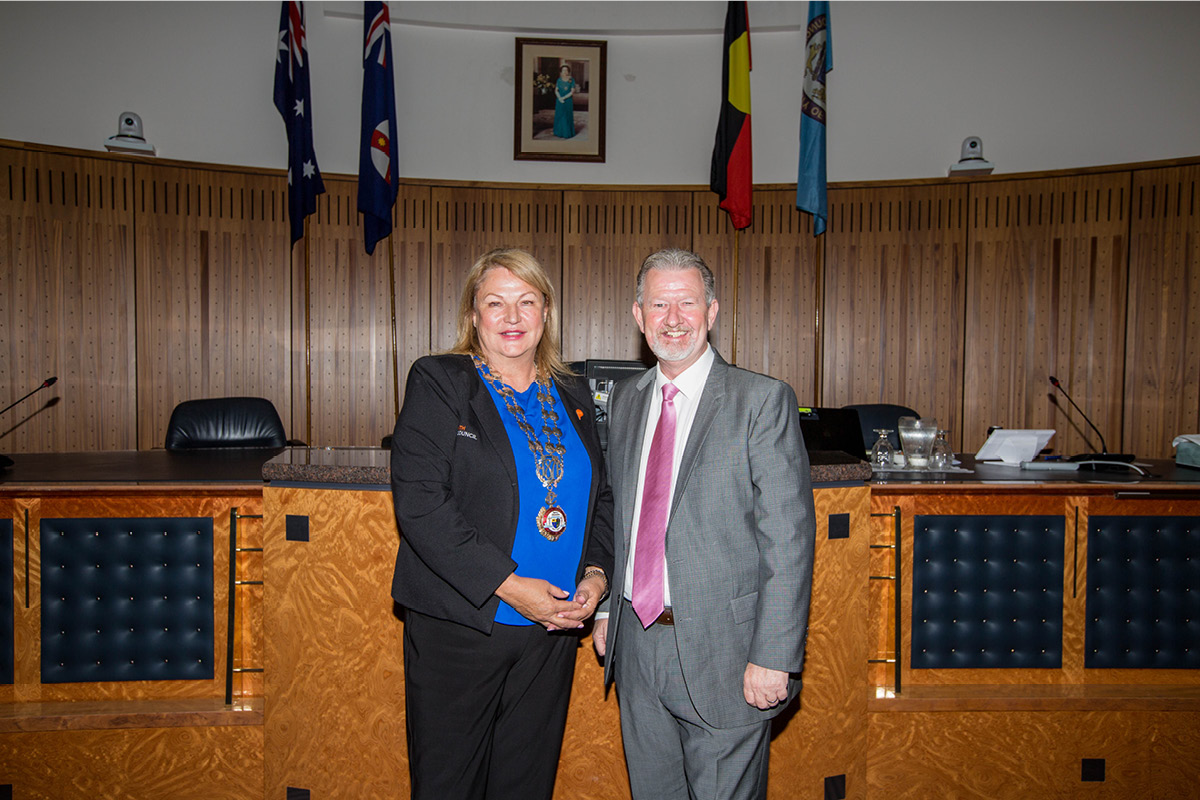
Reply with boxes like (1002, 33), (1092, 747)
(448, 248), (573, 380)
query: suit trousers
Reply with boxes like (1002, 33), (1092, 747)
(614, 601), (772, 800)
(403, 610), (576, 800)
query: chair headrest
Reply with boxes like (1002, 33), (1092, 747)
(165, 397), (287, 450)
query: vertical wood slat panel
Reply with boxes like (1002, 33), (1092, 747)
(429, 187), (562, 355)
(964, 174), (1130, 457)
(822, 184), (967, 448)
(133, 164), (292, 449)
(692, 191), (820, 402)
(0, 147), (136, 452)
(301, 180), (430, 447)
(1124, 165), (1200, 458)
(560, 190), (692, 363)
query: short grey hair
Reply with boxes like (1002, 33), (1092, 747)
(635, 248), (717, 306)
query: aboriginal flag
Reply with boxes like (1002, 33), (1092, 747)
(358, 1), (399, 255)
(710, 1), (752, 231)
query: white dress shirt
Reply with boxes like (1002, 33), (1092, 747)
(622, 344), (715, 606)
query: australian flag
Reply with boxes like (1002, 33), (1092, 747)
(274, 0), (325, 244)
(358, 1), (399, 255)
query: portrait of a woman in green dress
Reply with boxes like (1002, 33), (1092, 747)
(553, 64), (576, 139)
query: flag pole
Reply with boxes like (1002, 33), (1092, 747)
(814, 233), (825, 403)
(387, 231), (399, 420)
(731, 227), (740, 365)
(304, 234), (313, 446)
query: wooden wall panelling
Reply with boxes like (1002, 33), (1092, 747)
(963, 173), (1131, 457)
(1123, 165), (1200, 459)
(560, 190), (691, 363)
(693, 191), (820, 402)
(393, 187), (433, 411)
(429, 187), (562, 354)
(133, 164), (292, 449)
(822, 184), (967, 448)
(0, 147), (136, 452)
(298, 180), (429, 447)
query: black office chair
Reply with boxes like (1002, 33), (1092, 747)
(842, 403), (920, 453)
(164, 397), (293, 450)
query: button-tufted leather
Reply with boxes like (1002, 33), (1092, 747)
(1086, 515), (1200, 669)
(911, 514), (1065, 669)
(40, 517), (214, 683)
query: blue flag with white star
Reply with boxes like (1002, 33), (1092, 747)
(358, 1), (399, 255)
(274, 0), (325, 244)
(797, 1), (831, 235)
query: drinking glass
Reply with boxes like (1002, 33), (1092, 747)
(869, 429), (895, 469)
(897, 416), (938, 469)
(930, 429), (953, 470)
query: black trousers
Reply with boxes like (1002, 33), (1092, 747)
(403, 610), (577, 800)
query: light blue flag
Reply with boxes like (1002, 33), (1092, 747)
(797, 1), (831, 235)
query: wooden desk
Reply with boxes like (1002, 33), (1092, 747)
(866, 461), (1200, 797)
(261, 448), (872, 800)
(0, 450), (270, 799)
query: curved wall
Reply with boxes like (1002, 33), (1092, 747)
(1, 2), (1199, 184)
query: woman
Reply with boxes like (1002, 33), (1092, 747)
(390, 248), (613, 800)
(553, 63), (576, 139)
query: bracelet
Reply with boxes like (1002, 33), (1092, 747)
(581, 566), (609, 599)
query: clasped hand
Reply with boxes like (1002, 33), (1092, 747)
(495, 573), (606, 631)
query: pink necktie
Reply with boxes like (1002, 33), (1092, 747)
(632, 383), (679, 628)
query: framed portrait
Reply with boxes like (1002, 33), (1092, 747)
(514, 37), (607, 163)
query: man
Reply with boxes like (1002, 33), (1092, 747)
(592, 248), (816, 800)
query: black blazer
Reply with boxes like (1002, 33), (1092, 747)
(390, 354), (614, 633)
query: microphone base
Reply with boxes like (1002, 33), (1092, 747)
(1068, 453), (1134, 463)
(1069, 453), (1137, 472)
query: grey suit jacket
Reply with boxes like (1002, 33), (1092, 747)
(602, 350), (816, 729)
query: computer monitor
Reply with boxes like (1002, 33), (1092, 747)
(571, 359), (648, 452)
(797, 406), (866, 460)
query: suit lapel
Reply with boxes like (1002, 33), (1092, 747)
(670, 352), (728, 515)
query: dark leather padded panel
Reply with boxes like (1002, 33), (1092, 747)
(1, 520), (11, 685)
(1086, 515), (1200, 669)
(912, 514), (1064, 669)
(41, 517), (214, 683)
(164, 396), (287, 450)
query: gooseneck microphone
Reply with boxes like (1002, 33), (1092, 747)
(1048, 375), (1134, 469)
(0, 376), (59, 468)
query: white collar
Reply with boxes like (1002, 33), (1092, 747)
(654, 344), (714, 401)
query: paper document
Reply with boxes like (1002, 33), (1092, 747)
(975, 429), (1055, 464)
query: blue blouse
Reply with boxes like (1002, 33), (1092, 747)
(481, 374), (592, 626)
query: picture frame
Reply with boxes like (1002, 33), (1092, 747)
(514, 37), (607, 163)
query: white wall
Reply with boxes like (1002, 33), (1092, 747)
(2, 1), (1199, 184)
